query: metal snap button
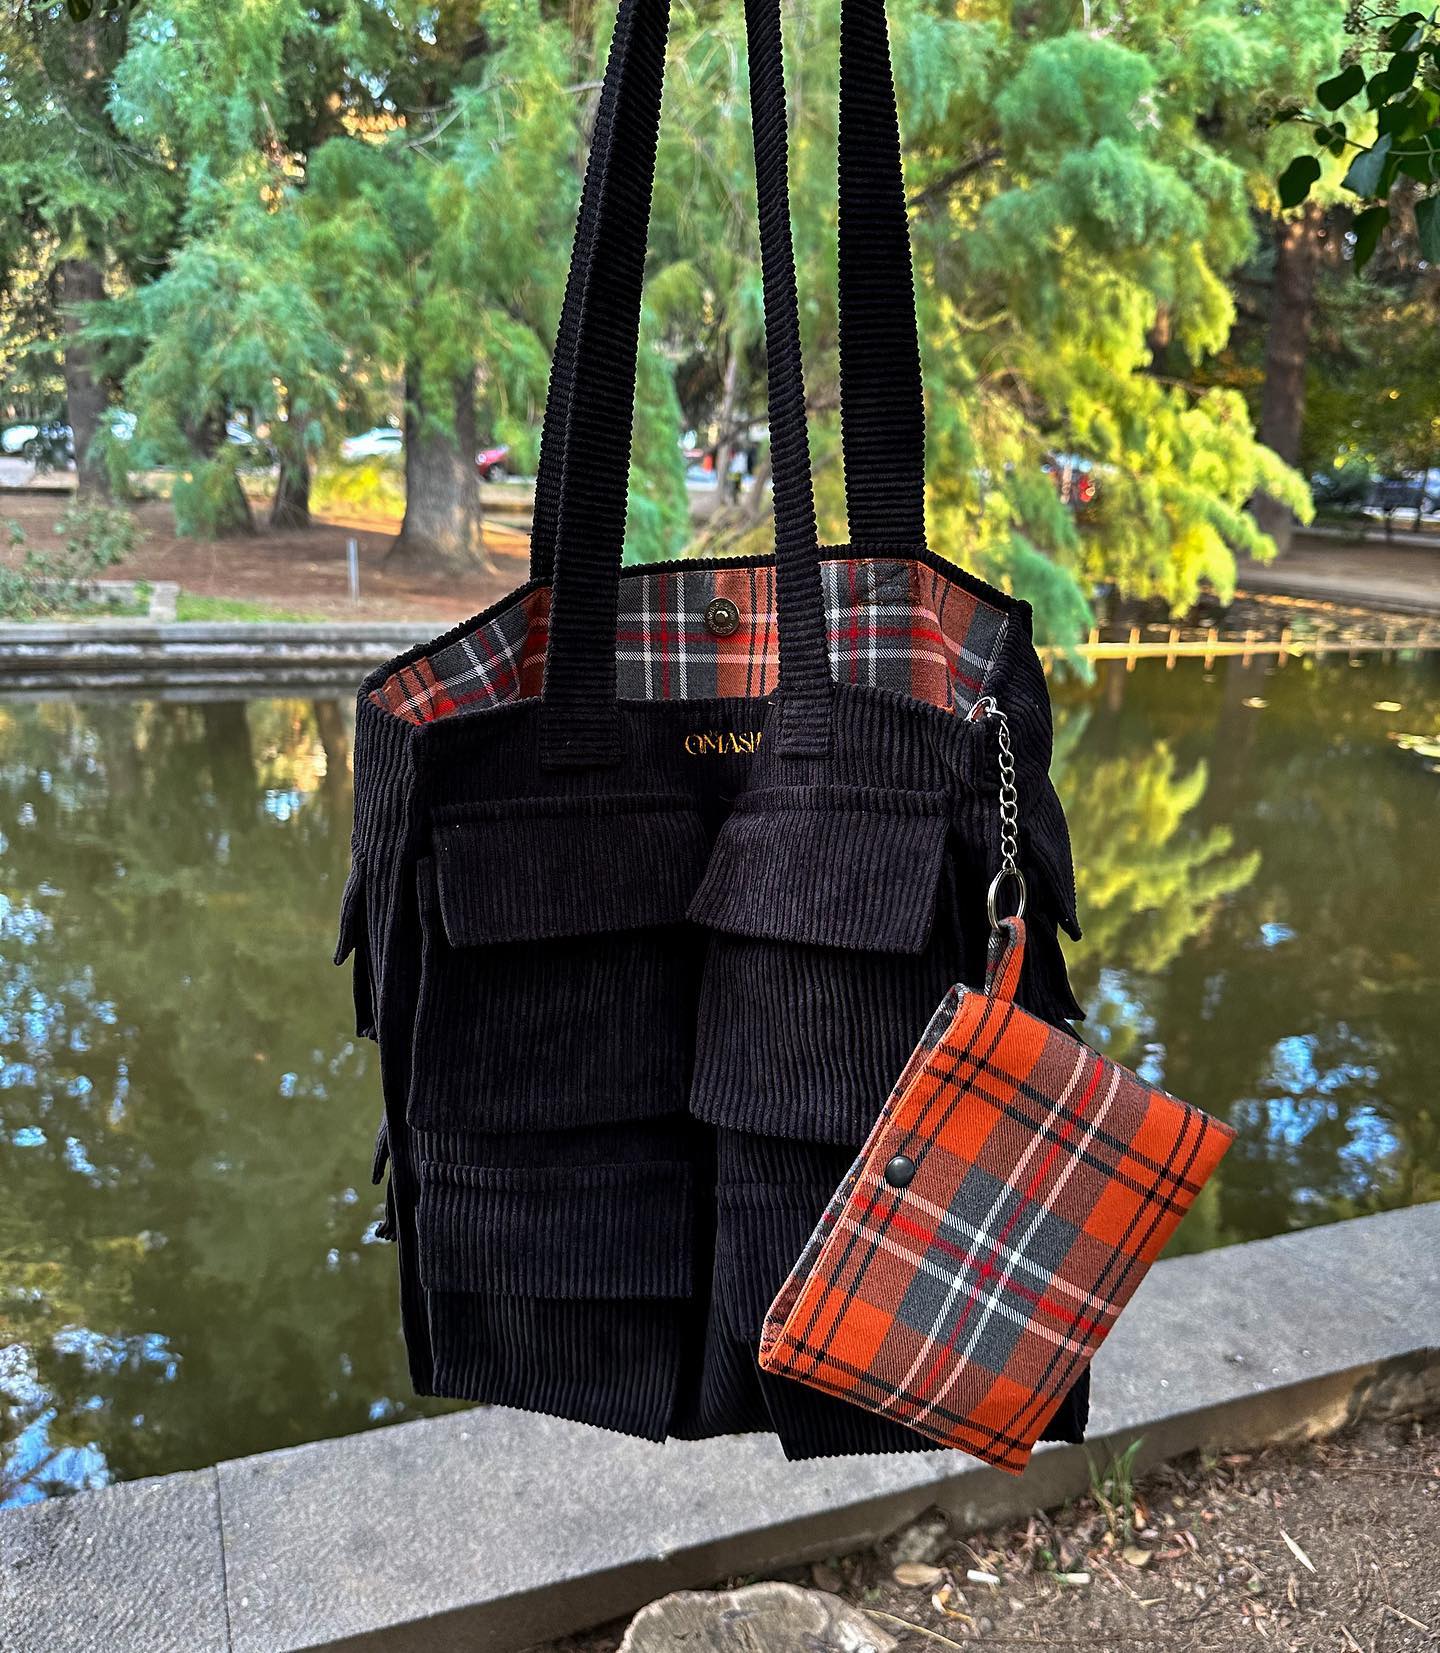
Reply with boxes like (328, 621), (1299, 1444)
(884, 1154), (916, 1189)
(704, 596), (740, 638)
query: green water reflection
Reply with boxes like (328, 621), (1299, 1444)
(1, 654), (1437, 1503)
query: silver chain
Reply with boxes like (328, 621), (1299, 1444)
(973, 696), (1026, 931)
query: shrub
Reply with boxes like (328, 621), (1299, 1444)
(56, 501), (143, 572)
(0, 506), (144, 619)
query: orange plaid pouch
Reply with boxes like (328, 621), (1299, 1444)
(758, 915), (1235, 1474)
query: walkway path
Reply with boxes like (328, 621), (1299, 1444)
(1237, 536), (1440, 617)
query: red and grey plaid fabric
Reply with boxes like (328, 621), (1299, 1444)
(370, 557), (1009, 725)
(758, 919), (1234, 1474)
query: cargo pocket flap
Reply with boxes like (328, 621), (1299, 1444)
(687, 786), (951, 954)
(1026, 772), (1082, 942)
(416, 1160), (695, 1299)
(333, 852), (367, 966)
(432, 794), (708, 946)
(333, 852), (377, 1040)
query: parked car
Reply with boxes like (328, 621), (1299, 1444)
(341, 425), (403, 461)
(1043, 451), (1099, 513)
(1, 422), (41, 455)
(1366, 472), (1438, 519)
(8, 423), (75, 468)
(1309, 463), (1372, 512)
(476, 444), (511, 481)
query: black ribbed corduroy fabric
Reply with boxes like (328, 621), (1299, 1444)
(335, 0), (1093, 1458)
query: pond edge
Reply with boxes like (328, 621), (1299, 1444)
(1, 1202), (1436, 1653)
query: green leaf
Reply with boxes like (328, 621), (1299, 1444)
(1343, 133), (1393, 198)
(1383, 12), (1425, 52)
(1278, 153), (1323, 207)
(1351, 203), (1389, 270)
(1316, 64), (1366, 110)
(1397, 131), (1440, 183)
(1416, 195), (1440, 264)
(1380, 50), (1422, 98)
(65, 0), (93, 17)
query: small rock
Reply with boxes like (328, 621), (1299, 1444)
(888, 1511), (949, 1565)
(892, 1562), (944, 1589)
(811, 1562), (845, 1594)
(618, 1582), (897, 1653)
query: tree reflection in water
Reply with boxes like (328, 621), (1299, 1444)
(0, 656), (1436, 1501)
(0, 699), (451, 1508)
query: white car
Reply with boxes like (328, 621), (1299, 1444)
(341, 426), (403, 461)
(1, 424), (39, 454)
(2, 410), (136, 454)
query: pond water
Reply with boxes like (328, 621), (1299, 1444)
(2, 651), (1437, 1505)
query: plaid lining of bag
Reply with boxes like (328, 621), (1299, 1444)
(370, 558), (1008, 724)
(758, 918), (1235, 1474)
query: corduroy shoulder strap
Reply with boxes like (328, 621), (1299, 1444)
(529, 0), (929, 771)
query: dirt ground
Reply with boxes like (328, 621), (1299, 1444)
(5, 489), (1440, 629)
(536, 1411), (1440, 1653)
(0, 493), (525, 623)
(1239, 534), (1440, 618)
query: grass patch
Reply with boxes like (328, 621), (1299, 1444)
(174, 593), (324, 622)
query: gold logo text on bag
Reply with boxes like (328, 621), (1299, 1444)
(683, 730), (763, 756)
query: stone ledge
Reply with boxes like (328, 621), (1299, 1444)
(2, 1204), (1436, 1653)
(0, 620), (441, 695)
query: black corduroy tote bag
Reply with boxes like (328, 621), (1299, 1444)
(335, 0), (1091, 1459)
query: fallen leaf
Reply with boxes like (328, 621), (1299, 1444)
(892, 1562), (944, 1588)
(931, 1585), (974, 1623)
(1279, 1530), (1316, 1574)
(1122, 1547), (1152, 1569)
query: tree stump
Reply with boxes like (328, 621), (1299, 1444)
(617, 1580), (897, 1653)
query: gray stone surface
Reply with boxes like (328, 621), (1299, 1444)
(1089, 1199), (1438, 1433)
(0, 1467), (227, 1653)
(2, 1204), (1437, 1653)
(0, 620), (438, 696)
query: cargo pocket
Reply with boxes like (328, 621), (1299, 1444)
(416, 1158), (695, 1440)
(333, 851), (376, 1041)
(711, 1144), (943, 1458)
(409, 794), (708, 1132)
(687, 785), (964, 1146)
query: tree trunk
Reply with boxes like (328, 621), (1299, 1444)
(270, 452), (311, 530)
(711, 344), (742, 502)
(1251, 204), (1324, 556)
(390, 362), (490, 570)
(58, 257), (112, 500)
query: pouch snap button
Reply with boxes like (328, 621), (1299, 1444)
(884, 1154), (916, 1189)
(704, 597), (740, 638)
